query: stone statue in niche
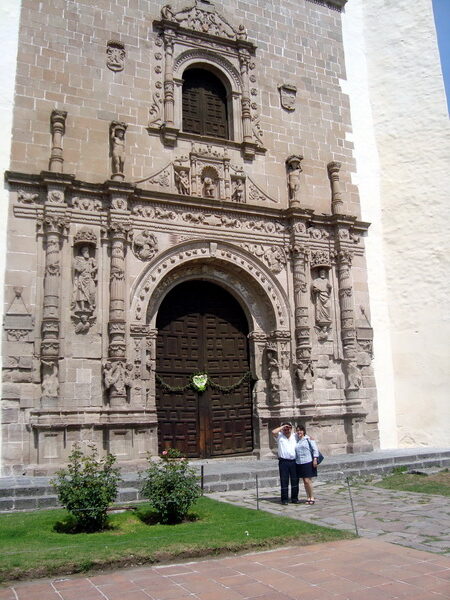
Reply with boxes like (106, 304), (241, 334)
(103, 361), (133, 396)
(106, 41), (125, 72)
(312, 269), (332, 326)
(345, 361), (362, 390)
(71, 245), (97, 325)
(41, 360), (59, 397)
(294, 361), (314, 391)
(286, 155), (303, 207)
(110, 121), (127, 179)
(174, 169), (190, 195)
(203, 175), (216, 198)
(266, 346), (281, 400)
(132, 230), (158, 261)
(232, 178), (245, 202)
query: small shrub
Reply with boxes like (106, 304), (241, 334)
(51, 443), (121, 533)
(161, 447), (184, 460)
(140, 455), (201, 524)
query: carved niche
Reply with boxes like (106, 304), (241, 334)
(71, 228), (97, 333)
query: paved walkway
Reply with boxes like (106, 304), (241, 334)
(1, 538), (449, 599)
(210, 481), (450, 555)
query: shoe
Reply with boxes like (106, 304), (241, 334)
(281, 501), (289, 505)
(306, 499), (315, 505)
(291, 499), (299, 504)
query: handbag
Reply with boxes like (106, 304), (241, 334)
(307, 439), (324, 464)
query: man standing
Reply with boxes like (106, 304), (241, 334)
(272, 422), (299, 505)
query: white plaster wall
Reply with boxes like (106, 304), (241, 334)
(343, 0), (450, 448)
(0, 1), (21, 472)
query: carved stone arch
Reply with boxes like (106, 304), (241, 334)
(174, 49), (242, 91)
(130, 240), (290, 333)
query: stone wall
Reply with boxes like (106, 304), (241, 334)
(1, 0), (379, 475)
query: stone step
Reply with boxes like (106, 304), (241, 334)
(0, 447), (448, 513)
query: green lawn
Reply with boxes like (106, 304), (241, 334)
(374, 468), (450, 496)
(0, 496), (352, 583)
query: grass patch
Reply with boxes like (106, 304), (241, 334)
(0, 496), (352, 583)
(374, 469), (450, 496)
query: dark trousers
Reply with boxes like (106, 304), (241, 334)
(278, 458), (299, 503)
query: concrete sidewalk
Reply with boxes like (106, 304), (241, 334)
(1, 538), (449, 599)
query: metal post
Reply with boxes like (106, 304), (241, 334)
(256, 473), (259, 510)
(201, 465), (204, 495)
(346, 476), (359, 536)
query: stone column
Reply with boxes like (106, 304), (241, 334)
(327, 161), (344, 215)
(290, 242), (314, 400)
(336, 249), (357, 360)
(238, 49), (253, 146)
(163, 31), (175, 127)
(106, 221), (130, 407)
(49, 110), (67, 173)
(40, 213), (67, 406)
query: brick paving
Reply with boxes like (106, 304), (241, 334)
(2, 539), (449, 599)
(210, 481), (450, 555)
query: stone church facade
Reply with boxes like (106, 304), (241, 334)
(1, 0), (380, 476)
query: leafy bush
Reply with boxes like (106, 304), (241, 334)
(51, 443), (121, 533)
(140, 456), (201, 524)
(161, 447), (184, 460)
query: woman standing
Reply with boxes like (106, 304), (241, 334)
(295, 425), (319, 504)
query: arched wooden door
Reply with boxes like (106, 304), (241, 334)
(155, 280), (253, 458)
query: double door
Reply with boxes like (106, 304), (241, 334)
(155, 280), (253, 458)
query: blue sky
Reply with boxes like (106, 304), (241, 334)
(432, 0), (450, 114)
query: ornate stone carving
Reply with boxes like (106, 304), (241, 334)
(310, 250), (330, 268)
(41, 359), (59, 397)
(3, 287), (34, 342)
(160, 2), (241, 40)
(47, 189), (65, 205)
(71, 241), (97, 333)
(231, 178), (245, 203)
(72, 197), (103, 211)
(131, 230), (158, 261)
(17, 189), (39, 204)
(106, 41), (125, 72)
(308, 226), (329, 240)
(247, 177), (277, 204)
(73, 227), (97, 245)
(103, 361), (133, 396)
(148, 91), (163, 125)
(278, 84), (297, 111)
(49, 109), (67, 173)
(242, 244), (286, 274)
(174, 168), (190, 195)
(327, 161), (344, 215)
(312, 269), (332, 327)
(344, 360), (362, 390)
(286, 155), (303, 207)
(110, 121), (127, 180)
(294, 361), (314, 390)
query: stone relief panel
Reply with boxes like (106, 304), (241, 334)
(134, 143), (277, 203)
(106, 40), (126, 72)
(3, 287), (34, 342)
(131, 229), (158, 261)
(241, 243), (287, 274)
(278, 84), (297, 111)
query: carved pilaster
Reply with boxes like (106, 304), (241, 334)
(106, 220), (130, 406)
(49, 110), (67, 173)
(239, 49), (253, 155)
(327, 161), (344, 215)
(161, 30), (179, 146)
(40, 212), (67, 404)
(336, 249), (357, 360)
(290, 243), (311, 363)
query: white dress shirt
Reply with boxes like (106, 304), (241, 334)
(276, 432), (297, 459)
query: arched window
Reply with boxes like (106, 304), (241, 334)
(182, 68), (229, 139)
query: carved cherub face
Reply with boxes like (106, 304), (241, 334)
(81, 246), (90, 258)
(115, 129), (124, 139)
(319, 269), (327, 279)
